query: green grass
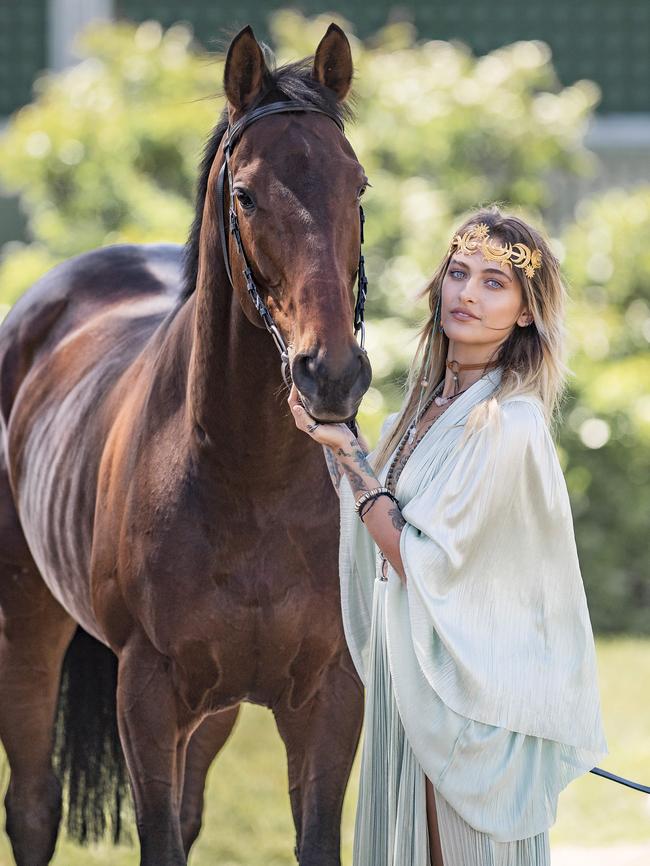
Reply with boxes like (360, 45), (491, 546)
(551, 637), (650, 846)
(1, 637), (649, 865)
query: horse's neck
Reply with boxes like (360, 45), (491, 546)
(185, 269), (311, 479)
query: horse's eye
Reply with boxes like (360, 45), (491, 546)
(234, 189), (255, 211)
(358, 186), (366, 199)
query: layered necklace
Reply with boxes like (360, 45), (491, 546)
(384, 382), (445, 498)
(378, 358), (498, 580)
(386, 359), (499, 491)
(407, 359), (498, 445)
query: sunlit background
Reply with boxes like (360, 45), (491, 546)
(0, 1), (649, 864)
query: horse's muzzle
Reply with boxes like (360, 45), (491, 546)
(291, 345), (372, 422)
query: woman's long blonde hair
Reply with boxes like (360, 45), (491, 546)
(372, 206), (570, 472)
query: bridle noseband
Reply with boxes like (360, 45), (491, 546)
(216, 100), (369, 399)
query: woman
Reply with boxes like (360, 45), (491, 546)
(289, 206), (607, 866)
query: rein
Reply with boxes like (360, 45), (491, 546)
(590, 766), (650, 795)
(216, 100), (369, 401)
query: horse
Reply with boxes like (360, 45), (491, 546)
(0, 23), (372, 866)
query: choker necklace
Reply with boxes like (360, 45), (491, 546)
(437, 359), (499, 406)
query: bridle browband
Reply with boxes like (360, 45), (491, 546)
(216, 100), (369, 397)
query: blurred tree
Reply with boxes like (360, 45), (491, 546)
(0, 11), (598, 341)
(0, 19), (219, 306)
(2, 13), (644, 631)
(559, 188), (650, 633)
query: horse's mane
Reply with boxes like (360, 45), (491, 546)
(181, 58), (355, 301)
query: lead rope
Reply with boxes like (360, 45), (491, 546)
(590, 767), (650, 794)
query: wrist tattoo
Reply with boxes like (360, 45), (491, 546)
(334, 438), (378, 496)
(323, 446), (342, 491)
(336, 444), (375, 476)
(344, 466), (368, 495)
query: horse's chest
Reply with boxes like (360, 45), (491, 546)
(149, 562), (344, 710)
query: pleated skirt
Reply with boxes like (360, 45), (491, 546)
(352, 577), (551, 866)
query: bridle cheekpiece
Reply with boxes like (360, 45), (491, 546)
(216, 100), (369, 391)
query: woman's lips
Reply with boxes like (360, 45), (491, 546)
(451, 310), (479, 321)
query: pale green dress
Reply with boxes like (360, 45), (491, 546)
(339, 368), (607, 865)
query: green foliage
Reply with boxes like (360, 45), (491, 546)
(0, 242), (57, 315)
(559, 188), (650, 633)
(0, 11), (598, 370)
(0, 20), (219, 302)
(0, 12), (646, 632)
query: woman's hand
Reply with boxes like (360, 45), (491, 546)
(289, 386), (406, 582)
(288, 385), (352, 450)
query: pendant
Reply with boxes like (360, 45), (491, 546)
(434, 395), (448, 406)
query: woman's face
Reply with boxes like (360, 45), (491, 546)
(440, 250), (532, 350)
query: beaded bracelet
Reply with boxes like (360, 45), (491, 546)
(359, 496), (380, 523)
(354, 487), (399, 516)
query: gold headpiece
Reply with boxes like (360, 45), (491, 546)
(450, 223), (542, 278)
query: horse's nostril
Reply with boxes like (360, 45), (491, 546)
(291, 352), (317, 391)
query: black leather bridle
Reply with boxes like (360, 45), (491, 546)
(216, 100), (368, 394)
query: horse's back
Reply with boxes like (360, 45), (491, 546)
(0, 243), (184, 424)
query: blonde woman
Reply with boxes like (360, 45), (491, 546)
(289, 206), (607, 866)
(290, 208), (606, 866)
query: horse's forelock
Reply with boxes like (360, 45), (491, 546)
(180, 60), (355, 303)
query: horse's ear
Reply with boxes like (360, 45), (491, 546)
(224, 26), (269, 111)
(312, 23), (353, 101)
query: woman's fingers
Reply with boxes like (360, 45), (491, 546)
(290, 402), (314, 431)
(288, 383), (302, 410)
(288, 386), (317, 434)
(287, 386), (351, 448)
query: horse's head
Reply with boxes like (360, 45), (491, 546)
(214, 24), (372, 423)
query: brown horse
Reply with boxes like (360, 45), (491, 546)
(0, 24), (371, 866)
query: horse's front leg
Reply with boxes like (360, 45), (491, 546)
(273, 650), (363, 865)
(117, 630), (193, 866)
(180, 705), (240, 856)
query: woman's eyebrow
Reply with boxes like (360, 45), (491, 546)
(449, 258), (512, 282)
(483, 267), (512, 282)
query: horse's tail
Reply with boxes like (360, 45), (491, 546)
(53, 627), (131, 844)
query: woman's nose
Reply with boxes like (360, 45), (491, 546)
(458, 279), (477, 301)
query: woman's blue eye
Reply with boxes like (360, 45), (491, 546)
(450, 270), (502, 288)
